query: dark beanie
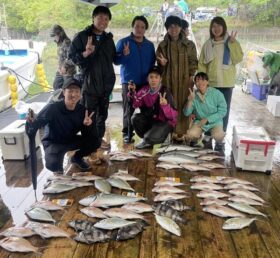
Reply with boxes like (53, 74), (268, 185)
(165, 16), (182, 29)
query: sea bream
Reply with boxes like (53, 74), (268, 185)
(229, 189), (266, 203)
(0, 237), (39, 253)
(152, 185), (187, 194)
(156, 162), (182, 170)
(180, 163), (210, 172)
(74, 229), (111, 244)
(25, 207), (56, 223)
(26, 222), (70, 238)
(153, 203), (187, 223)
(68, 220), (95, 231)
(110, 172), (141, 182)
(121, 202), (154, 213)
(114, 220), (147, 241)
(95, 179), (112, 194)
(154, 214), (181, 236)
(222, 217), (257, 230)
(196, 190), (229, 199)
(103, 208), (145, 220)
(163, 200), (192, 211)
(94, 217), (137, 230)
(202, 205), (246, 218)
(30, 200), (63, 211)
(107, 178), (135, 191)
(191, 182), (224, 191)
(224, 183), (260, 192)
(200, 198), (228, 206)
(228, 196), (264, 206)
(80, 207), (108, 219)
(0, 227), (36, 238)
(227, 202), (267, 218)
(154, 192), (188, 202)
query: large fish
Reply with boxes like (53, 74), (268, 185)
(200, 198), (228, 206)
(95, 179), (112, 194)
(154, 192), (188, 202)
(227, 202), (267, 218)
(224, 183), (260, 192)
(228, 196), (264, 206)
(198, 155), (224, 161)
(220, 177), (255, 186)
(154, 214), (181, 236)
(26, 222), (70, 238)
(44, 180), (93, 188)
(72, 174), (103, 182)
(222, 217), (257, 230)
(154, 180), (185, 187)
(180, 163), (210, 172)
(158, 153), (200, 164)
(25, 207), (56, 223)
(114, 220), (147, 241)
(157, 145), (197, 153)
(30, 200), (63, 211)
(43, 183), (77, 194)
(121, 202), (154, 213)
(107, 178), (135, 192)
(194, 149), (219, 154)
(94, 217), (136, 230)
(191, 183), (224, 191)
(0, 227), (36, 238)
(229, 189), (266, 203)
(164, 150), (201, 158)
(202, 205), (246, 218)
(196, 190), (229, 199)
(110, 154), (137, 161)
(199, 162), (228, 169)
(79, 193), (146, 208)
(74, 229), (111, 244)
(47, 175), (72, 182)
(103, 208), (145, 220)
(156, 162), (182, 170)
(129, 151), (153, 158)
(68, 220), (95, 231)
(0, 237), (39, 253)
(80, 207), (108, 219)
(153, 204), (187, 223)
(110, 173), (141, 182)
(190, 176), (222, 184)
(163, 200), (192, 211)
(152, 185), (187, 194)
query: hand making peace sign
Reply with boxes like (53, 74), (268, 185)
(188, 88), (195, 101)
(83, 110), (94, 126)
(159, 92), (168, 106)
(157, 53), (168, 66)
(229, 31), (237, 43)
(83, 36), (95, 58)
(123, 41), (130, 56)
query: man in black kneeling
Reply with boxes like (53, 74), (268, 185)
(26, 78), (101, 174)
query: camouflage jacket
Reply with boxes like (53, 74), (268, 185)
(57, 38), (71, 69)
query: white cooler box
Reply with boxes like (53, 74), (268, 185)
(232, 126), (276, 174)
(0, 120), (41, 160)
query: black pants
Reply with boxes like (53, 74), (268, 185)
(43, 125), (100, 172)
(53, 71), (64, 90)
(217, 87), (233, 132)
(122, 83), (135, 136)
(83, 95), (110, 139)
(132, 113), (172, 144)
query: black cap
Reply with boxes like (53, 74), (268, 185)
(181, 19), (189, 30)
(165, 16), (182, 29)
(50, 24), (64, 37)
(62, 78), (82, 90)
(148, 66), (163, 76)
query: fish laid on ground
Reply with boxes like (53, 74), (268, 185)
(79, 193), (146, 208)
(154, 193), (188, 202)
(202, 205), (246, 218)
(200, 162), (228, 169)
(25, 207), (56, 223)
(30, 200), (63, 211)
(0, 237), (39, 253)
(156, 162), (182, 170)
(190, 176), (222, 184)
(198, 155), (224, 161)
(154, 180), (185, 187)
(194, 149), (219, 154)
(159, 145), (198, 153)
(103, 208), (145, 220)
(228, 196), (264, 206)
(107, 178), (135, 191)
(94, 217), (136, 230)
(163, 200), (192, 211)
(80, 207), (108, 219)
(153, 204), (187, 223)
(158, 153), (200, 165)
(220, 177), (255, 186)
(72, 175), (103, 182)
(114, 220), (146, 241)
(95, 179), (111, 194)
(121, 202), (154, 213)
(68, 220), (95, 231)
(47, 175), (72, 182)
(154, 214), (181, 236)
(200, 198), (228, 206)
(191, 183), (224, 191)
(26, 222), (70, 238)
(74, 229), (111, 244)
(196, 190), (229, 199)
(180, 163), (210, 172)
(222, 217), (257, 230)
(110, 172), (141, 182)
(108, 151), (127, 156)
(129, 151), (153, 158)
(43, 183), (77, 194)
(110, 154), (137, 161)
(229, 189), (266, 203)
(227, 202), (267, 218)
(152, 185), (187, 194)
(45, 179), (93, 188)
(224, 183), (260, 192)
(165, 150), (201, 158)
(0, 227), (36, 238)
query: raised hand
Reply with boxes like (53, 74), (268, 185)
(188, 88), (195, 101)
(229, 31), (237, 43)
(157, 53), (168, 66)
(83, 36), (95, 57)
(83, 110), (94, 126)
(159, 92), (168, 105)
(128, 81), (136, 92)
(123, 41), (130, 56)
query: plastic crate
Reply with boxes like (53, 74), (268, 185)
(251, 83), (269, 100)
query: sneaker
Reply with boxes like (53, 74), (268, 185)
(214, 143), (225, 153)
(70, 156), (91, 172)
(123, 136), (135, 144)
(135, 140), (153, 149)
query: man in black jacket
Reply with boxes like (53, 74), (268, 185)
(69, 6), (116, 147)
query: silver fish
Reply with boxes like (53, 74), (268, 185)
(121, 202), (154, 213)
(30, 200), (63, 211)
(0, 237), (39, 253)
(94, 217), (136, 230)
(68, 220), (95, 231)
(79, 193), (146, 208)
(114, 220), (146, 241)
(202, 205), (246, 218)
(228, 196), (264, 206)
(164, 150), (201, 158)
(43, 183), (77, 194)
(80, 207), (108, 219)
(194, 149), (219, 154)
(154, 214), (181, 236)
(198, 155), (224, 161)
(154, 192), (188, 202)
(229, 189), (266, 203)
(159, 153), (200, 164)
(224, 183), (260, 192)
(156, 162), (182, 170)
(47, 175), (72, 182)
(190, 176), (222, 184)
(152, 185), (187, 194)
(26, 222), (70, 238)
(199, 162), (227, 169)
(72, 174), (103, 181)
(154, 180), (185, 187)
(110, 173), (141, 181)
(74, 229), (111, 244)
(110, 154), (137, 161)
(103, 208), (145, 220)
(227, 202), (267, 218)
(153, 204), (187, 223)
(197, 190), (229, 199)
(107, 178), (135, 191)
(44, 179), (93, 188)
(200, 198), (228, 206)
(129, 151), (153, 157)
(159, 145), (197, 153)
(181, 163), (210, 172)
(191, 183), (224, 191)
(95, 179), (112, 194)
(25, 207), (55, 223)
(0, 227), (36, 238)
(220, 178), (255, 185)
(222, 217), (257, 230)
(163, 200), (192, 211)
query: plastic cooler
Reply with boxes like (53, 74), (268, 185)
(251, 83), (269, 100)
(0, 120), (41, 160)
(232, 126), (275, 174)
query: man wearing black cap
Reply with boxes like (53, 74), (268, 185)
(26, 78), (101, 174)
(69, 6), (116, 148)
(50, 24), (72, 90)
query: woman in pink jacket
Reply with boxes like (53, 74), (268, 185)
(128, 66), (178, 149)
